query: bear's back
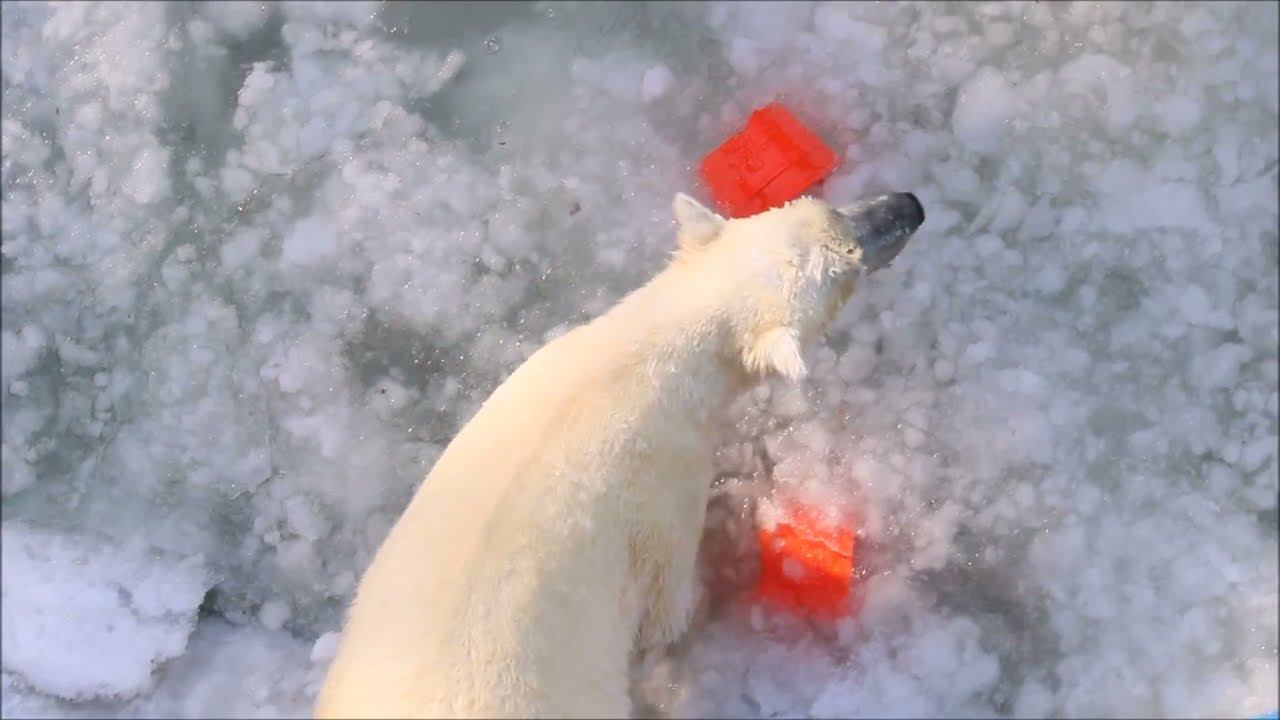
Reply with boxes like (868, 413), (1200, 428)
(316, 320), (681, 717)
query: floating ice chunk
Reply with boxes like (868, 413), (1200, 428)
(744, 644), (830, 719)
(837, 343), (876, 384)
(570, 55), (646, 103)
(1144, 183), (1211, 230)
(1237, 435), (1277, 475)
(1014, 678), (1056, 718)
(258, 599), (291, 632)
(282, 0), (380, 27)
(434, 49), (466, 90)
(0, 327), (45, 387)
(1216, 175), (1275, 221)
(1097, 158), (1145, 196)
(726, 36), (764, 76)
(640, 64), (674, 103)
(1191, 343), (1253, 391)
(813, 6), (886, 56)
(219, 228), (265, 270)
(933, 358), (956, 383)
(122, 618), (316, 717)
(1056, 52), (1130, 101)
(284, 496), (329, 541)
(987, 189), (1027, 234)
(1, 444), (35, 496)
(200, 0), (273, 39)
(724, 1), (813, 49)
(281, 215), (338, 269)
(1018, 197), (1057, 240)
(1097, 160), (1212, 232)
(120, 147), (168, 204)
(931, 162), (982, 204)
(1161, 94), (1203, 137)
(0, 523), (210, 701)
(234, 64), (277, 117)
(952, 67), (1019, 155)
(770, 384), (810, 419)
(310, 631), (341, 666)
(1176, 284), (1232, 329)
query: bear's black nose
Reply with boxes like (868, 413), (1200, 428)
(839, 192), (926, 271)
(901, 192), (925, 228)
(872, 193), (925, 235)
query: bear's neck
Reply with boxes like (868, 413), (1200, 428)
(599, 262), (757, 427)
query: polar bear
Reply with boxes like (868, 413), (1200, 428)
(314, 192), (924, 719)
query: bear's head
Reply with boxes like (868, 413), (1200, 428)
(671, 192), (924, 382)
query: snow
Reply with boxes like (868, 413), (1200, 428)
(1, 0), (1277, 718)
(1, 523), (210, 702)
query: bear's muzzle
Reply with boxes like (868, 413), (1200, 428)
(837, 192), (925, 272)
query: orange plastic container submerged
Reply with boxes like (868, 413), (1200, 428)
(699, 103), (839, 218)
(754, 502), (857, 620)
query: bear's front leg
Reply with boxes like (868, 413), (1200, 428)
(633, 482), (709, 652)
(634, 538), (697, 651)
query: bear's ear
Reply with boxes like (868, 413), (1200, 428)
(744, 326), (808, 381)
(673, 193), (725, 250)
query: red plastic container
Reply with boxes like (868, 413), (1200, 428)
(699, 103), (839, 218)
(754, 501), (857, 620)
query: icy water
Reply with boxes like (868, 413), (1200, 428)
(2, 1), (1277, 717)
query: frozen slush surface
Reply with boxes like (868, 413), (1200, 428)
(1, 1), (1276, 718)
